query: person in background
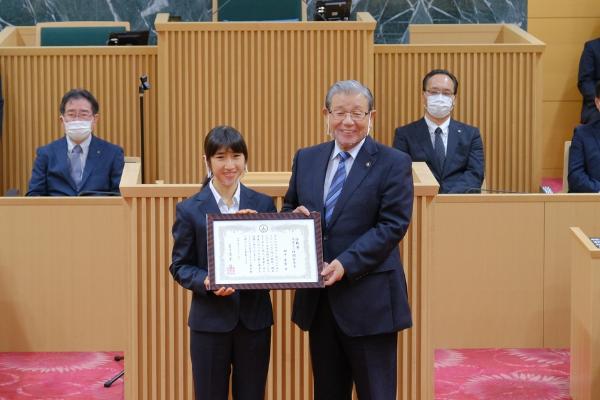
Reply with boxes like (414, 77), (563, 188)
(26, 88), (124, 196)
(393, 69), (484, 194)
(568, 81), (600, 192)
(578, 37), (600, 124)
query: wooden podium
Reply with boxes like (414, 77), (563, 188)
(570, 227), (600, 400)
(120, 162), (439, 400)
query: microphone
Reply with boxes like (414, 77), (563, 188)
(78, 191), (121, 197)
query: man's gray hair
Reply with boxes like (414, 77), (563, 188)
(325, 80), (374, 111)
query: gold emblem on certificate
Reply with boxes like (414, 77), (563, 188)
(206, 212), (324, 289)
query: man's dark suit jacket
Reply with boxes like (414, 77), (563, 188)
(170, 184), (276, 333)
(578, 38), (600, 124)
(393, 118), (484, 194)
(568, 119), (600, 193)
(282, 136), (413, 337)
(26, 135), (124, 196)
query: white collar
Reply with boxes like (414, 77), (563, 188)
(66, 134), (92, 153)
(331, 137), (365, 161)
(209, 179), (241, 208)
(424, 115), (451, 134)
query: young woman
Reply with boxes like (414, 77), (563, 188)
(170, 126), (276, 400)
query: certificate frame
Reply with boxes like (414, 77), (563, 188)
(206, 212), (324, 290)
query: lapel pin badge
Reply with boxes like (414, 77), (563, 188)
(366, 161), (371, 167)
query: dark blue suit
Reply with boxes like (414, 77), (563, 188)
(568, 119), (600, 193)
(282, 136), (413, 400)
(578, 38), (600, 124)
(26, 135), (124, 196)
(393, 118), (484, 193)
(170, 184), (276, 400)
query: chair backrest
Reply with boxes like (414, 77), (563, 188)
(37, 21), (130, 46)
(124, 156), (141, 164)
(4, 188), (20, 196)
(563, 141), (572, 193)
(214, 0), (302, 21)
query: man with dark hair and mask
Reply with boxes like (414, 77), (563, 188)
(27, 88), (124, 196)
(393, 69), (485, 194)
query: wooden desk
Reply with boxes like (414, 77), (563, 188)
(428, 194), (600, 352)
(570, 227), (600, 400)
(0, 197), (129, 351)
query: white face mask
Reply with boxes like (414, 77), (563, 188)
(426, 94), (454, 119)
(64, 120), (92, 142)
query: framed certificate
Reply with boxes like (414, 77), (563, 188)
(206, 212), (324, 290)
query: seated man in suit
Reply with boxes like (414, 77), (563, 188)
(568, 81), (600, 192)
(578, 37), (600, 124)
(393, 69), (484, 193)
(27, 88), (124, 196)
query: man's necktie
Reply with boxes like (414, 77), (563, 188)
(434, 127), (445, 171)
(70, 144), (83, 188)
(324, 151), (351, 226)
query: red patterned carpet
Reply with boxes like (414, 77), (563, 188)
(435, 348), (571, 400)
(0, 349), (570, 399)
(0, 352), (124, 400)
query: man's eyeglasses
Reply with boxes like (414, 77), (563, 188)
(329, 110), (370, 121)
(424, 89), (455, 97)
(62, 111), (94, 120)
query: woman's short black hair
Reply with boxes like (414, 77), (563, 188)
(203, 125), (248, 185)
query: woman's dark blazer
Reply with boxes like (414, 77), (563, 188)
(170, 184), (277, 332)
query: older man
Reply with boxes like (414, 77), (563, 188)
(27, 88), (124, 196)
(283, 80), (413, 400)
(393, 69), (484, 193)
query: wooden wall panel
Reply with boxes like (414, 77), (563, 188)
(374, 37), (544, 192)
(0, 46), (158, 194)
(569, 227), (600, 400)
(428, 194), (600, 353)
(122, 166), (437, 400)
(544, 201), (600, 347)
(401, 193), (434, 400)
(0, 197), (128, 351)
(155, 15), (376, 183)
(430, 197), (546, 348)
